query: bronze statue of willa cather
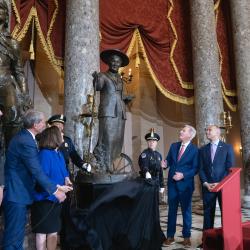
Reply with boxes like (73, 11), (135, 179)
(92, 49), (130, 172)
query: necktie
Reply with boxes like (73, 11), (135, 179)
(177, 144), (185, 161)
(211, 143), (216, 162)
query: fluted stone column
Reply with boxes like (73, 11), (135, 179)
(229, 0), (250, 208)
(189, 0), (223, 212)
(64, 0), (99, 155)
(189, 0), (223, 146)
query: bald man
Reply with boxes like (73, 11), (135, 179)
(199, 125), (235, 231)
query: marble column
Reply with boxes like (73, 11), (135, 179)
(229, 0), (250, 208)
(189, 0), (223, 146)
(64, 0), (99, 155)
(189, 0), (223, 213)
(7, 0), (11, 29)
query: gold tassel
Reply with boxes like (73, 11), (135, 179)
(29, 17), (35, 60)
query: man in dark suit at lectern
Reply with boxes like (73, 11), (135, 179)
(199, 125), (235, 231)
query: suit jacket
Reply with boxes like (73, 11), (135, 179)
(199, 140), (235, 188)
(95, 72), (126, 119)
(4, 129), (57, 205)
(166, 142), (198, 192)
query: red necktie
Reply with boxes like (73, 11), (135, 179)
(177, 144), (185, 161)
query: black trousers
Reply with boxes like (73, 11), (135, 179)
(60, 195), (72, 250)
(202, 191), (222, 230)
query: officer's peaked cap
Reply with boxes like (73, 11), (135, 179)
(145, 128), (160, 141)
(47, 114), (66, 125)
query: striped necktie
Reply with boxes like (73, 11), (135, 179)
(177, 144), (185, 161)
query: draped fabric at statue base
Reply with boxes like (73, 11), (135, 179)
(65, 179), (165, 250)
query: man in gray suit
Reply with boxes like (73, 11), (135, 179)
(93, 49), (129, 172)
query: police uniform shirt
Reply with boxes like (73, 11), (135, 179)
(138, 148), (164, 188)
(60, 136), (84, 170)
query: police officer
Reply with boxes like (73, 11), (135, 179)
(138, 128), (165, 193)
(47, 114), (90, 173)
(47, 114), (90, 250)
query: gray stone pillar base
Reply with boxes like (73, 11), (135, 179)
(243, 195), (250, 208)
(193, 200), (204, 215)
(192, 193), (201, 202)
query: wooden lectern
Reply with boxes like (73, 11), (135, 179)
(203, 168), (243, 250)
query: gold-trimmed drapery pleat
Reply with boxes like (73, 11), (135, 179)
(126, 29), (194, 105)
(11, 0), (63, 75)
(214, 0), (237, 111)
(167, 0), (193, 90)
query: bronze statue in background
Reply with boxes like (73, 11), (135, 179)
(92, 49), (131, 172)
(0, 0), (31, 146)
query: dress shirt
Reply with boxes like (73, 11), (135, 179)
(210, 139), (220, 162)
(179, 141), (191, 154)
(27, 129), (36, 140)
(203, 139), (220, 186)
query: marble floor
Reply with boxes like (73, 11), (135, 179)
(1, 200), (249, 249)
(159, 201), (250, 250)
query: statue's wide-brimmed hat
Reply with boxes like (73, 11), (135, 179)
(100, 49), (129, 67)
(48, 114), (66, 125)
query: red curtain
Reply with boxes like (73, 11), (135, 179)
(100, 0), (193, 104)
(10, 0), (236, 108)
(215, 0), (237, 110)
(11, 0), (65, 73)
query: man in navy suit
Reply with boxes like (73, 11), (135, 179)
(163, 125), (198, 248)
(2, 110), (72, 250)
(199, 125), (235, 231)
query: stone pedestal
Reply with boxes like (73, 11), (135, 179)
(64, 0), (99, 155)
(229, 0), (250, 208)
